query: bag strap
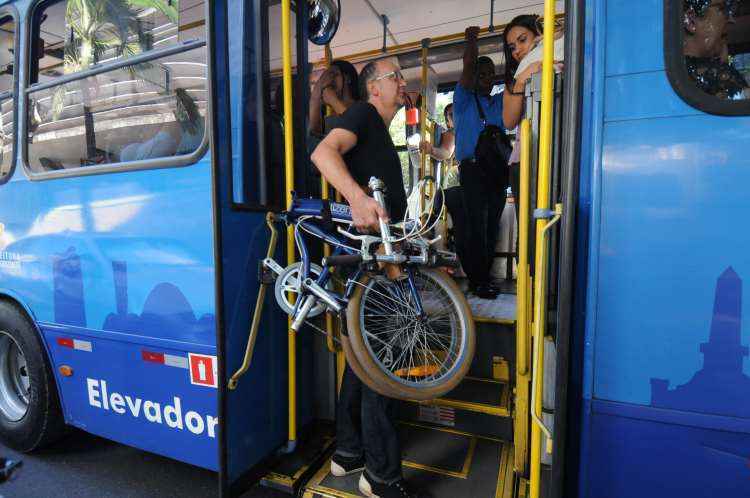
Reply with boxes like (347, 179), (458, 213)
(474, 93), (487, 127)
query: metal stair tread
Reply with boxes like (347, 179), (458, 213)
(469, 292), (517, 324)
(417, 377), (511, 417)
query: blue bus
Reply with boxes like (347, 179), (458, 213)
(0, 0), (747, 497)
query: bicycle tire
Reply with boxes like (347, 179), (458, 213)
(345, 269), (475, 401)
(339, 334), (402, 399)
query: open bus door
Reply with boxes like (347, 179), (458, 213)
(212, 1), (341, 495)
(208, 0), (584, 496)
(210, 1), (289, 495)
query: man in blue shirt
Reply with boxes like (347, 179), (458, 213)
(452, 26), (508, 298)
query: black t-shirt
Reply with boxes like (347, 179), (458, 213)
(332, 102), (407, 221)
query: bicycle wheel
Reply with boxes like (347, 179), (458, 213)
(345, 269), (475, 401)
(339, 334), (402, 399)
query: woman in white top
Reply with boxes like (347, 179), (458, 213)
(503, 15), (564, 227)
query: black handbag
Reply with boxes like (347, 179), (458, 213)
(473, 94), (512, 166)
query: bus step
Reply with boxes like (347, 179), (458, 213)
(397, 377), (513, 440)
(302, 422), (515, 498)
(421, 376), (511, 417)
(259, 421), (335, 495)
(469, 292), (517, 325)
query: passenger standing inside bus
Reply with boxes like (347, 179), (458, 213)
(683, 0), (749, 99)
(502, 14), (564, 250)
(453, 26), (508, 299)
(311, 59), (425, 498)
(309, 60), (360, 137)
(420, 105), (466, 272)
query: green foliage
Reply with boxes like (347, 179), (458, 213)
(51, 0), (180, 121)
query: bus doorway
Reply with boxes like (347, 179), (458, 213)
(215, 1), (575, 498)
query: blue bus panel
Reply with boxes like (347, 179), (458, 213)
(0, 158), (219, 469)
(577, 0), (750, 496)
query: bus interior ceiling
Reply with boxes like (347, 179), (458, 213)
(267, 0), (565, 88)
(254, 2), (566, 498)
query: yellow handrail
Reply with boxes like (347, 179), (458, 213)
(517, 119), (532, 377)
(514, 120), (533, 475)
(321, 44), (338, 355)
(419, 39), (431, 209)
(530, 205), (561, 445)
(529, 0), (559, 495)
(228, 213), (279, 389)
(281, 0), (297, 448)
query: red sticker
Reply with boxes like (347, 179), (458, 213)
(188, 353), (218, 388)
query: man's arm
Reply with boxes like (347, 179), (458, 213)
(459, 26), (480, 89)
(503, 61), (542, 129)
(420, 130), (454, 161)
(311, 129), (388, 231)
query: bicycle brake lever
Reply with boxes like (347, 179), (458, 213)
(337, 227), (380, 243)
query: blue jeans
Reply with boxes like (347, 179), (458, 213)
(335, 365), (401, 484)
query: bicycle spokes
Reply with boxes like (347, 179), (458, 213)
(358, 274), (462, 386)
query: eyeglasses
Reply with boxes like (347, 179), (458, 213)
(373, 70), (405, 82)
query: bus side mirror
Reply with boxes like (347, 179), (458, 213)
(308, 0), (340, 45)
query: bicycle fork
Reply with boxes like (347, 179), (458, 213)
(405, 267), (425, 318)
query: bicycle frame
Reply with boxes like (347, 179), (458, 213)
(265, 195), (436, 332)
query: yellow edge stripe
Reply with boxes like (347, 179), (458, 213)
(416, 382), (511, 417)
(424, 397), (510, 417)
(402, 436), (476, 479)
(494, 440), (511, 498)
(262, 472), (294, 487)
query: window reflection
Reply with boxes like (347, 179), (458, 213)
(33, 0), (205, 85)
(0, 17), (14, 177)
(28, 1), (206, 172)
(683, 0), (750, 100)
(28, 47), (206, 171)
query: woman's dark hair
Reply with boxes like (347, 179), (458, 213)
(331, 59), (360, 100)
(502, 14), (541, 85)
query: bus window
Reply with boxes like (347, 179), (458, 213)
(666, 0), (750, 114)
(26, 0), (207, 173)
(0, 16), (15, 179)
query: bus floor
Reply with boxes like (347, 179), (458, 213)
(301, 421), (516, 498)
(0, 429), (285, 498)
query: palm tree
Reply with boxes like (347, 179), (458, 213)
(50, 0), (178, 161)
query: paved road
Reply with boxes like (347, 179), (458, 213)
(0, 430), (287, 498)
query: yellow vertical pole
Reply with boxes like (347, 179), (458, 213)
(419, 39), (430, 205)
(322, 45), (336, 355)
(280, 0), (297, 448)
(321, 45), (345, 391)
(514, 119), (532, 474)
(530, 0), (557, 496)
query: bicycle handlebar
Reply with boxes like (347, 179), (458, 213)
(323, 254), (364, 267)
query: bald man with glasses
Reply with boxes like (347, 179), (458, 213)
(312, 59), (427, 498)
